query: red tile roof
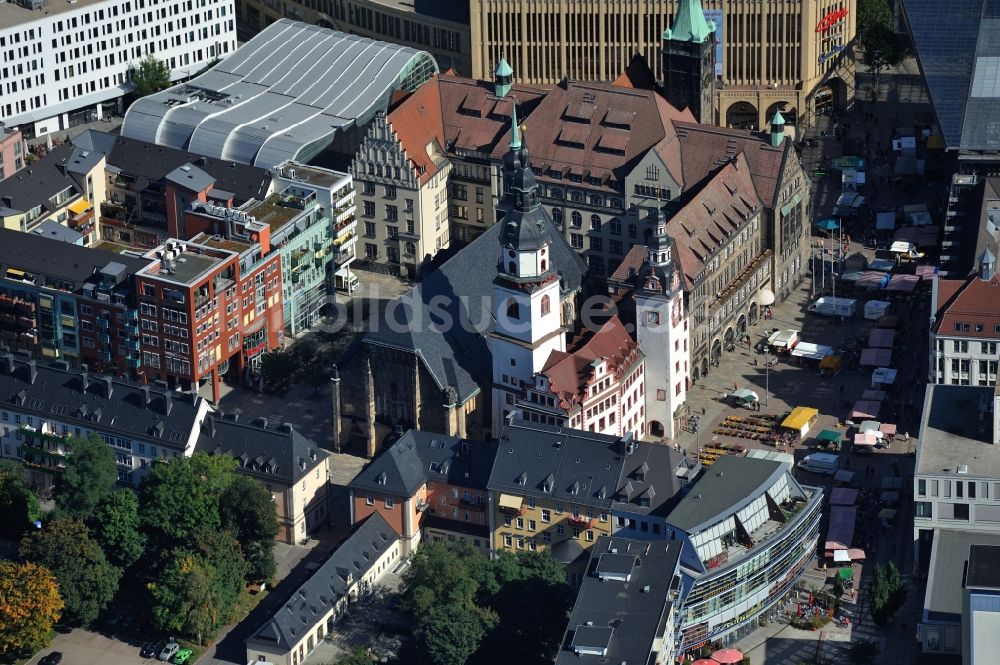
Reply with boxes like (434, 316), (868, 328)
(540, 316), (641, 410)
(933, 275), (1000, 337)
(386, 76), (448, 185)
(674, 122), (788, 207)
(609, 244), (648, 283)
(664, 153), (763, 289)
(436, 74), (548, 156)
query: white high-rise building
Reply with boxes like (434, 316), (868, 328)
(635, 207), (689, 439)
(0, 0), (236, 138)
(489, 116), (565, 435)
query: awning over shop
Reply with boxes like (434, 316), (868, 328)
(758, 288), (776, 306)
(781, 192), (804, 216)
(68, 199), (92, 215)
(860, 348), (892, 366)
(497, 494), (523, 511)
(830, 487), (858, 506)
(868, 329), (895, 348)
(782, 407), (819, 432)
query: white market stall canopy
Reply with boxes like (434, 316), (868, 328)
(791, 342), (835, 360)
(872, 367), (897, 386)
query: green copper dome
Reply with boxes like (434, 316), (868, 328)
(772, 110), (786, 126)
(663, 0), (715, 44)
(495, 57), (514, 77)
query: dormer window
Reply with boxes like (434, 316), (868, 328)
(569, 481), (580, 495)
(376, 471), (387, 485)
(516, 472), (527, 485)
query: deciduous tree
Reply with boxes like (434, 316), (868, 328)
(132, 55), (171, 98)
(19, 518), (121, 627)
(220, 475), (279, 582)
(0, 561), (63, 658)
(856, 0), (907, 98)
(56, 432), (117, 518)
(870, 561), (906, 626)
(0, 460), (41, 538)
(89, 490), (147, 569)
(140, 452), (237, 549)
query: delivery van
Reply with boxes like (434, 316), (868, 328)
(798, 452), (840, 476)
(807, 297), (857, 318)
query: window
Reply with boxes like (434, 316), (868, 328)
(571, 211), (582, 228)
(590, 214), (601, 231)
(954, 503), (970, 520)
(366, 494), (374, 505)
(506, 300), (519, 320)
(914, 502), (932, 518)
(917, 479), (926, 497)
(516, 517), (524, 529)
(541, 509), (551, 523)
(528, 520), (536, 531)
(384, 496), (394, 508)
(503, 534), (512, 547)
(363, 201), (375, 218)
(541, 295), (551, 316)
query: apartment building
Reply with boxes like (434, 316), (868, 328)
(0, 0), (236, 138)
(235, 0), (471, 74)
(0, 124), (26, 179)
(487, 420), (687, 582)
(930, 260), (1000, 387)
(348, 430), (497, 554)
(133, 237), (283, 401)
(0, 353), (212, 487)
(0, 142), (105, 245)
(470, 0), (856, 127)
(196, 415), (331, 543)
(913, 384), (1000, 564)
(0, 228), (151, 376)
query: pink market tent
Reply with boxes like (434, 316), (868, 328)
(880, 423), (897, 436)
(868, 329), (895, 348)
(854, 432), (879, 446)
(826, 506), (857, 551)
(862, 389), (887, 400)
(830, 487), (859, 506)
(885, 274), (919, 292)
(860, 348), (892, 366)
(857, 271), (887, 289)
(847, 548), (867, 560)
(916, 265), (937, 279)
(851, 400), (882, 420)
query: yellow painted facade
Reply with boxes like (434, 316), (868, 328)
(491, 491), (613, 554)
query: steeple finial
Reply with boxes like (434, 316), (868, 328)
(495, 53), (514, 98)
(663, 0), (715, 43)
(509, 103), (521, 150)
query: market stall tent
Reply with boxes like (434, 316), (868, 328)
(781, 407), (819, 438)
(872, 367), (897, 386)
(864, 300), (891, 320)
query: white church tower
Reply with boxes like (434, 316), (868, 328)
(489, 108), (565, 436)
(635, 206), (689, 440)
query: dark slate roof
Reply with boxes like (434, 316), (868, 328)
(0, 144), (83, 213)
(247, 512), (397, 652)
(488, 419), (630, 509)
(349, 429), (496, 496)
(613, 442), (686, 518)
(364, 217), (586, 401)
(71, 130), (272, 203)
(0, 228), (150, 287)
(555, 537), (682, 665)
(30, 219), (85, 244)
(665, 456), (784, 533)
(968, 544), (1000, 589)
(194, 416), (329, 485)
(0, 354), (207, 450)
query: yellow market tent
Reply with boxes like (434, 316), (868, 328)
(781, 407), (819, 439)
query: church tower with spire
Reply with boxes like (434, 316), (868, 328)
(489, 108), (566, 435)
(662, 0), (717, 125)
(634, 206), (688, 440)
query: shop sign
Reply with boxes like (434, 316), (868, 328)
(819, 45), (844, 63)
(816, 8), (849, 32)
(707, 598), (768, 639)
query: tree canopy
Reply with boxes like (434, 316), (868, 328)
(870, 561), (907, 626)
(0, 460), (41, 538)
(400, 542), (573, 665)
(0, 561), (63, 658)
(856, 0), (907, 91)
(56, 432), (117, 518)
(132, 55), (171, 98)
(19, 518), (121, 627)
(89, 490), (147, 570)
(140, 452), (237, 549)
(220, 475), (279, 582)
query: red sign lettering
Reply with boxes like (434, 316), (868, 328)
(816, 8), (849, 32)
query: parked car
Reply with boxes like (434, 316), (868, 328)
(39, 653), (62, 665)
(173, 648), (193, 664)
(157, 641), (180, 662)
(140, 641), (164, 659)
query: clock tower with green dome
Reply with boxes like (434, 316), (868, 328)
(662, 0), (717, 125)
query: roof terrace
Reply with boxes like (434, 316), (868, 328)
(138, 240), (235, 286)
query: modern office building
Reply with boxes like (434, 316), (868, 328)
(913, 383), (1000, 568)
(0, 228), (151, 375)
(901, 0), (1000, 160)
(235, 0), (472, 75)
(347, 429), (497, 555)
(664, 455), (822, 652)
(196, 414), (332, 543)
(122, 19), (438, 169)
(0, 0), (236, 138)
(0, 143), (105, 245)
(555, 537), (684, 665)
(133, 237), (284, 400)
(0, 352), (213, 487)
(470, 0), (856, 128)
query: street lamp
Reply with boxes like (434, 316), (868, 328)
(765, 346), (770, 406)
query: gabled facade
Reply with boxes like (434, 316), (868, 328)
(930, 262), (1000, 387)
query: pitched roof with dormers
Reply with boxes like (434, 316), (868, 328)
(662, 153), (763, 289)
(385, 76), (449, 186)
(932, 274), (1000, 338)
(540, 317), (642, 412)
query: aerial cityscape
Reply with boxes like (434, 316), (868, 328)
(0, 0), (992, 664)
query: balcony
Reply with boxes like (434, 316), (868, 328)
(126, 308), (138, 322)
(96, 318), (110, 330)
(332, 246), (356, 265)
(127, 357), (141, 368)
(21, 442), (67, 459)
(125, 339), (140, 350)
(97, 333), (111, 344)
(99, 351), (113, 361)
(568, 515), (593, 529)
(124, 323), (139, 335)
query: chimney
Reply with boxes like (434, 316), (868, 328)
(330, 366), (342, 453)
(102, 376), (113, 399)
(0, 353), (13, 375)
(79, 364), (89, 393)
(163, 391), (173, 416)
(26, 359), (37, 384)
(140, 385), (151, 408)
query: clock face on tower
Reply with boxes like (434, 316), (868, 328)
(646, 311), (660, 325)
